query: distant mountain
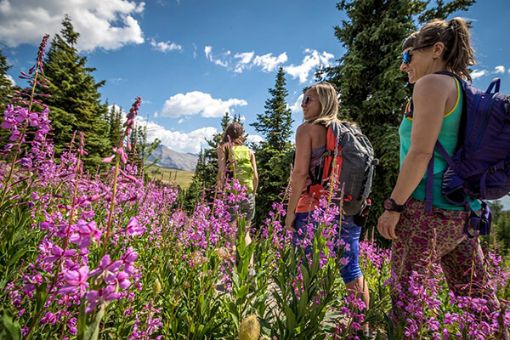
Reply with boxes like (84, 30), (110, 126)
(147, 144), (198, 172)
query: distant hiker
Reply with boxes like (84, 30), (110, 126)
(377, 17), (501, 325)
(217, 122), (259, 229)
(285, 81), (373, 324)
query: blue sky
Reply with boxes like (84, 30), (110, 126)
(2, 1), (510, 206)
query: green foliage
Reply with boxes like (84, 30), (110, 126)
(270, 231), (339, 339)
(0, 49), (14, 113)
(184, 112), (243, 211)
(322, 0), (475, 230)
(488, 201), (510, 256)
(251, 68), (294, 226)
(40, 15), (111, 168)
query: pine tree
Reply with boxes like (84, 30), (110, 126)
(184, 112), (235, 211)
(40, 15), (112, 167)
(323, 0), (474, 229)
(251, 68), (294, 226)
(252, 67), (293, 150)
(0, 49), (14, 112)
(107, 105), (123, 146)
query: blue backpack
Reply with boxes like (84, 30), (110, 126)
(425, 71), (510, 236)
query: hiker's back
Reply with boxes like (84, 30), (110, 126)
(228, 145), (255, 193)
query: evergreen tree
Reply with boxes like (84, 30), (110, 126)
(0, 49), (14, 112)
(40, 15), (111, 167)
(107, 105), (123, 146)
(251, 67), (293, 150)
(251, 68), (294, 226)
(184, 112), (235, 211)
(323, 0), (474, 230)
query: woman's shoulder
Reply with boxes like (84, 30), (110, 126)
(297, 122), (327, 133)
(415, 73), (454, 90)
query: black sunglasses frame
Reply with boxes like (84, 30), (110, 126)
(401, 43), (435, 65)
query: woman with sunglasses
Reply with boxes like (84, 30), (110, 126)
(377, 18), (499, 322)
(285, 82), (370, 331)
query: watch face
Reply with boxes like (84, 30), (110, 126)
(384, 198), (404, 212)
(384, 199), (394, 211)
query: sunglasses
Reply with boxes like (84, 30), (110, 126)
(401, 44), (435, 65)
(302, 95), (314, 105)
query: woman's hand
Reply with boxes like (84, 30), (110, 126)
(377, 211), (400, 240)
(285, 211), (296, 231)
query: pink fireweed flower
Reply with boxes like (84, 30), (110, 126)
(42, 243), (77, 264)
(102, 154), (115, 163)
(40, 312), (58, 325)
(35, 34), (49, 73)
(89, 255), (123, 278)
(69, 219), (102, 249)
(125, 96), (142, 128)
(104, 271), (131, 290)
(125, 217), (146, 237)
(60, 266), (89, 297)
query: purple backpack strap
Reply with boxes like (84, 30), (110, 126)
(424, 141), (456, 214)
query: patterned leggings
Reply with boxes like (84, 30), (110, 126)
(391, 199), (498, 317)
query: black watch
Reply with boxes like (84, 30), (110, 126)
(383, 198), (406, 213)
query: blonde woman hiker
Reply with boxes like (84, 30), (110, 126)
(285, 81), (371, 334)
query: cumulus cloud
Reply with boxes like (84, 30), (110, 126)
(285, 49), (335, 83)
(146, 123), (217, 154)
(494, 65), (505, 74)
(109, 104), (216, 154)
(158, 91), (248, 118)
(246, 134), (264, 145)
(471, 69), (487, 79)
(234, 51), (288, 73)
(289, 94), (303, 114)
(4, 74), (16, 86)
(205, 46), (287, 73)
(149, 38), (182, 52)
(0, 0), (145, 51)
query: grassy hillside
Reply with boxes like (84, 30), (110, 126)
(146, 165), (194, 189)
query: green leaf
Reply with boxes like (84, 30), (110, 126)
(84, 303), (107, 340)
(2, 313), (21, 340)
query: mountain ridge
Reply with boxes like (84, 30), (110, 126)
(147, 144), (198, 172)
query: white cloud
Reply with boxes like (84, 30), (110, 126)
(0, 0), (145, 51)
(246, 134), (264, 145)
(471, 69), (487, 79)
(252, 52), (288, 72)
(158, 91), (248, 118)
(204, 45), (212, 59)
(494, 65), (505, 74)
(4, 74), (16, 86)
(149, 38), (182, 53)
(234, 51), (254, 65)
(146, 122), (217, 154)
(285, 49), (335, 83)
(204, 45), (229, 67)
(289, 94), (303, 114)
(108, 104), (216, 154)
(205, 46), (287, 73)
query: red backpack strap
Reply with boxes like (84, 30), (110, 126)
(322, 123), (343, 183)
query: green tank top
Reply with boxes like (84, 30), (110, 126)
(227, 145), (254, 193)
(399, 77), (480, 211)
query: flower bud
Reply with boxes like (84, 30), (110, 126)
(153, 278), (162, 295)
(239, 314), (260, 340)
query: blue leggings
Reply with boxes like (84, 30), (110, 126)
(293, 212), (363, 284)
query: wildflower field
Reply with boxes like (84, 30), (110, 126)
(1, 37), (510, 340)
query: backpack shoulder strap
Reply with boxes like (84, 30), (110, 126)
(327, 122), (339, 152)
